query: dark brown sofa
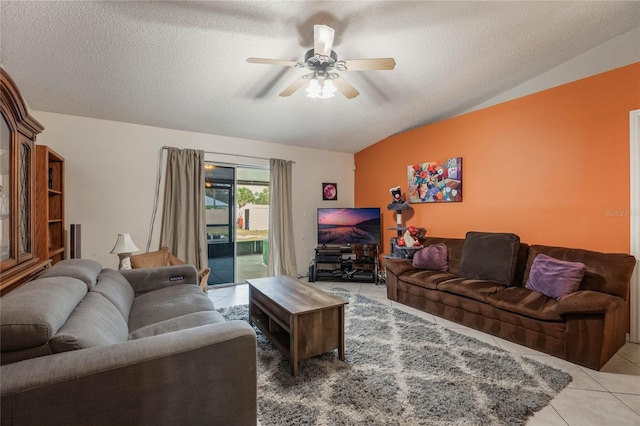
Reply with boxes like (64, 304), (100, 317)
(385, 234), (637, 370)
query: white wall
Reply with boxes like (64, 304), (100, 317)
(243, 204), (269, 231)
(34, 112), (354, 276)
(464, 27), (640, 114)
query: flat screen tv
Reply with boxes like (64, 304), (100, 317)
(317, 208), (381, 246)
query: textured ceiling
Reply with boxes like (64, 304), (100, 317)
(1, 1), (639, 153)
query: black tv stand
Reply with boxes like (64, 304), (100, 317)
(312, 244), (379, 284)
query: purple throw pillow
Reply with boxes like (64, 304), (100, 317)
(525, 254), (586, 300)
(412, 243), (448, 272)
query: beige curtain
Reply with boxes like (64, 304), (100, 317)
(159, 148), (207, 271)
(267, 158), (297, 276)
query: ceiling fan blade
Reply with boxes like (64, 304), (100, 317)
(342, 58), (396, 71)
(313, 24), (335, 57)
(332, 77), (360, 99)
(246, 58), (299, 67)
(279, 77), (308, 97)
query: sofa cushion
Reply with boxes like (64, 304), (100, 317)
(523, 245), (636, 299)
(399, 270), (457, 290)
(459, 232), (520, 286)
(128, 285), (215, 332)
(420, 237), (465, 275)
(511, 243), (531, 288)
(437, 278), (506, 303)
(487, 287), (563, 321)
(39, 259), (103, 290)
(129, 311), (226, 340)
(525, 254), (585, 300)
(92, 268), (135, 321)
(50, 292), (129, 353)
(412, 243), (448, 271)
(1, 277), (87, 352)
(1, 344), (54, 365)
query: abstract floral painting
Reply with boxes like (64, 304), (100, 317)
(407, 157), (462, 203)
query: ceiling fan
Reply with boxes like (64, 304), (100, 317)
(246, 25), (396, 99)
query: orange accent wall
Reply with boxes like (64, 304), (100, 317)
(355, 63), (640, 255)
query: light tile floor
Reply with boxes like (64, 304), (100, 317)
(209, 281), (640, 426)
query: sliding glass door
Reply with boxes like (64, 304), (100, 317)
(236, 167), (269, 282)
(205, 164), (235, 284)
(204, 163), (269, 285)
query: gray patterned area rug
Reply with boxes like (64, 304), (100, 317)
(218, 288), (572, 425)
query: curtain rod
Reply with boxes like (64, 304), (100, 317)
(161, 146), (295, 163)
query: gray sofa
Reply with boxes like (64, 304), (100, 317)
(1, 259), (257, 426)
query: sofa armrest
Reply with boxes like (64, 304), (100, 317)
(1, 320), (257, 426)
(556, 290), (625, 315)
(385, 258), (415, 278)
(120, 264), (199, 295)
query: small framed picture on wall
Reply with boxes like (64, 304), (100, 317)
(322, 183), (337, 200)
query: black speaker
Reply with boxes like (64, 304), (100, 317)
(70, 224), (81, 259)
(308, 264), (315, 282)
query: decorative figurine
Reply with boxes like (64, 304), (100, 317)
(389, 186), (404, 203)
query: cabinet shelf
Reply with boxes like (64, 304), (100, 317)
(250, 300), (291, 359)
(50, 247), (65, 256)
(36, 145), (65, 266)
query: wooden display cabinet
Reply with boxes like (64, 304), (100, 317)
(0, 68), (50, 294)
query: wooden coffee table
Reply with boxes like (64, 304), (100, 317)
(247, 276), (348, 376)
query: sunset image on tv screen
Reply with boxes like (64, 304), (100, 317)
(317, 208), (381, 245)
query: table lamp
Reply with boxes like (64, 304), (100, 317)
(110, 233), (140, 270)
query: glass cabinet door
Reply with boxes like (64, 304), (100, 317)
(17, 137), (32, 259)
(0, 114), (11, 263)
(0, 116), (35, 267)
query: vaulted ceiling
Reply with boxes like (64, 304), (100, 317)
(1, 1), (638, 153)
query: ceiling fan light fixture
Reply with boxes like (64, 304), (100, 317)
(306, 75), (336, 99)
(306, 78), (322, 98)
(322, 79), (337, 98)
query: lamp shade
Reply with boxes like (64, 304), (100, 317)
(110, 233), (140, 254)
(306, 77), (337, 99)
